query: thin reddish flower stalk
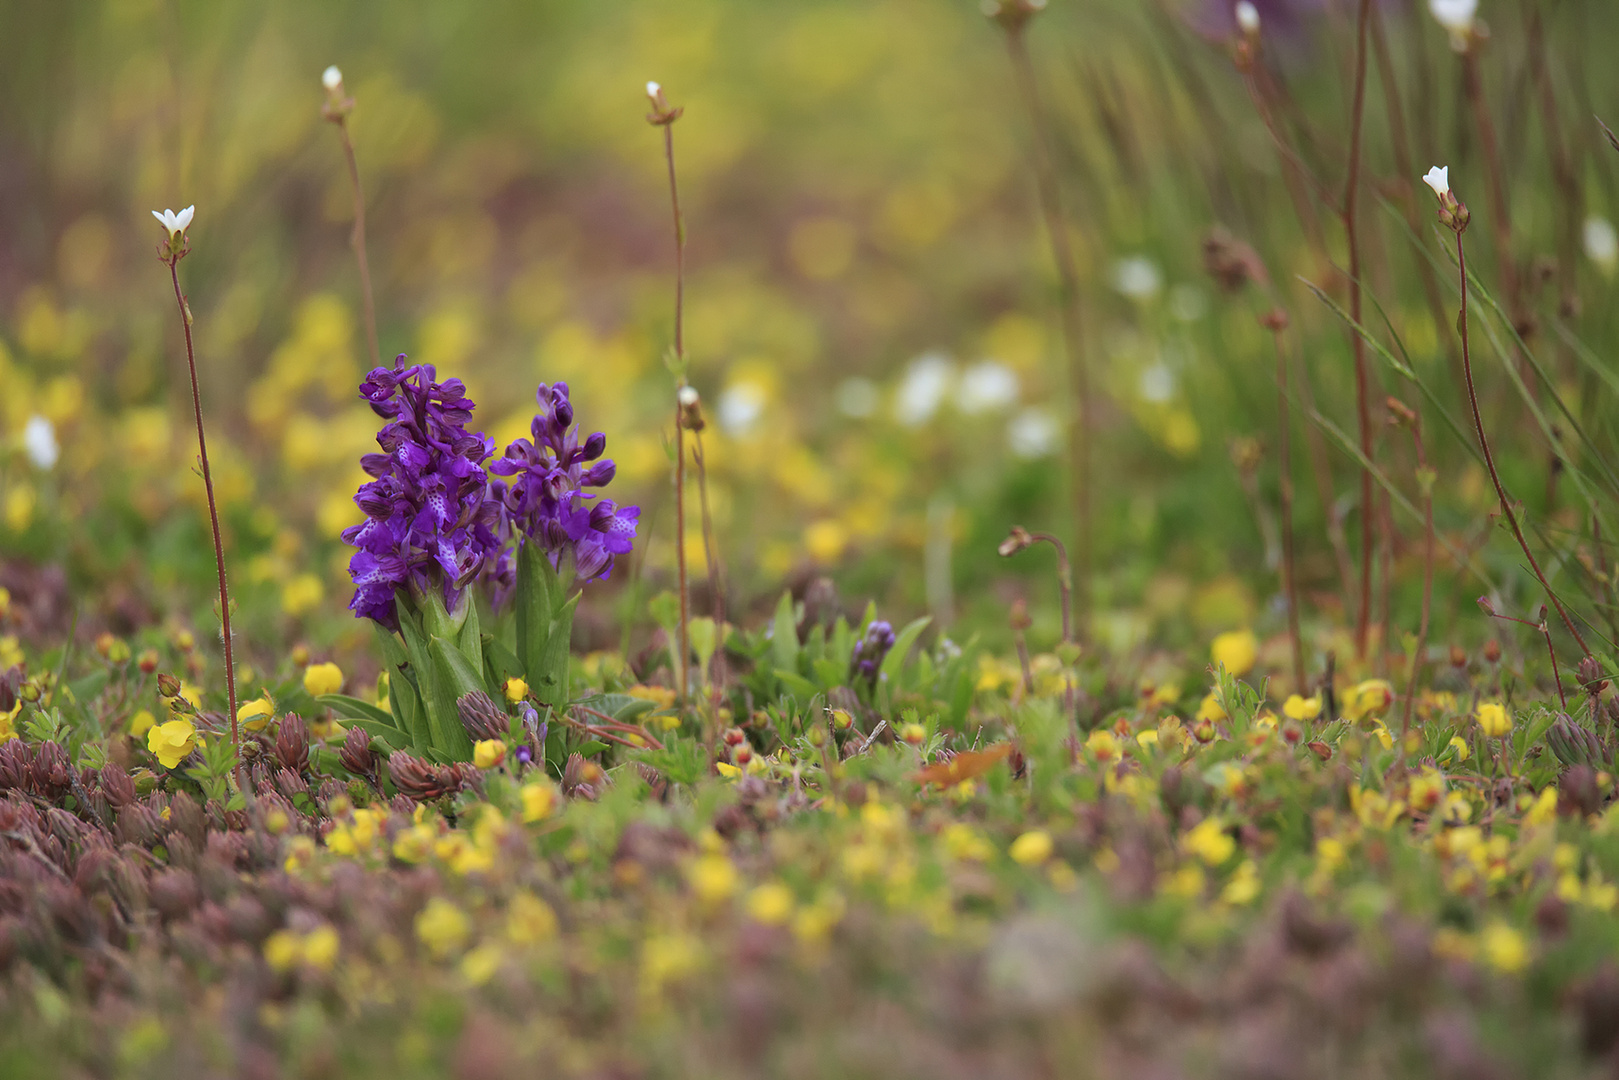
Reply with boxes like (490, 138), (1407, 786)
(1266, 315), (1305, 691)
(692, 426), (727, 692)
(1344, 0), (1375, 662)
(334, 121), (379, 369)
(998, 12), (1092, 642)
(164, 256), (243, 790)
(1454, 228), (1590, 657)
(1396, 406), (1433, 740)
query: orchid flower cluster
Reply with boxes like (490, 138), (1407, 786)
(342, 358), (638, 629)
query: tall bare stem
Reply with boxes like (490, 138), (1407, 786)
(992, 1), (1091, 642)
(1344, 0), (1375, 662)
(1264, 311), (1305, 691)
(323, 70), (380, 369)
(160, 240), (242, 790)
(648, 83), (691, 704)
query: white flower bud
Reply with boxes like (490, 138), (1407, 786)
(23, 416), (57, 470)
(1235, 1), (1260, 35)
(1429, 0), (1477, 48)
(322, 65), (343, 91)
(677, 385), (699, 407)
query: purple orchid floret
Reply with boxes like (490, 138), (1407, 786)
(342, 356), (503, 630)
(490, 381), (639, 583)
(851, 620), (897, 684)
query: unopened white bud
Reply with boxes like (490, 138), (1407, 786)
(1235, 1), (1260, 34)
(677, 385), (699, 407)
(322, 65), (343, 91)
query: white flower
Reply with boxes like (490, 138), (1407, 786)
(1585, 217), (1619, 274)
(1429, 0), (1476, 48)
(835, 377), (878, 419)
(894, 353), (955, 427)
(677, 385), (699, 407)
(956, 361), (1019, 414)
(1235, 1), (1261, 34)
(1139, 364), (1176, 404)
(322, 65), (343, 91)
(22, 416), (57, 470)
(1007, 407), (1060, 459)
(151, 206), (195, 239)
(1111, 256), (1162, 301)
(717, 381), (766, 436)
(646, 81), (661, 98)
(1421, 166), (1450, 200)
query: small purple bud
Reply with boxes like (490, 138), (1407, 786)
(583, 432), (607, 460)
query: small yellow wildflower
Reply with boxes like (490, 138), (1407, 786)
(1221, 859), (1262, 905)
(128, 709), (156, 738)
(1343, 679), (1394, 721)
(1477, 702), (1512, 738)
(1524, 786), (1558, 827)
(415, 898), (471, 959)
(1282, 694), (1321, 722)
(263, 930), (302, 973)
(1196, 693), (1226, 723)
(505, 892), (558, 945)
(1086, 728), (1120, 762)
(473, 740), (506, 769)
(626, 684), (677, 710)
(941, 822), (993, 862)
(302, 661), (344, 698)
(237, 695), (275, 733)
(688, 853), (739, 904)
(1479, 922), (1529, 973)
(302, 925), (340, 971)
(745, 882), (796, 926)
(1009, 829), (1054, 866)
(503, 677), (529, 703)
(147, 719), (197, 769)
(392, 823), (436, 863)
(1210, 630), (1258, 676)
(1442, 735), (1470, 762)
(1183, 818), (1236, 866)
(521, 782), (558, 822)
(460, 943), (504, 985)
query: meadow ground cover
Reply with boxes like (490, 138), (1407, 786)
(5, 0), (1619, 1075)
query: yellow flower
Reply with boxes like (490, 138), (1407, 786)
(941, 823), (993, 862)
(459, 943), (504, 986)
(237, 695), (275, 733)
(1086, 729), (1120, 762)
(1282, 694), (1321, 722)
(263, 930), (302, 973)
(626, 684), (677, 710)
(1343, 680), (1394, 721)
(1445, 735), (1471, 763)
(504, 677), (529, 703)
(303, 661), (344, 698)
(1196, 693), (1226, 723)
(1009, 830), (1054, 867)
(1479, 922), (1529, 973)
(415, 898), (471, 959)
(129, 709), (156, 738)
(1210, 630), (1258, 676)
(745, 882), (796, 926)
(1221, 859), (1261, 905)
(302, 925), (340, 971)
(505, 892), (558, 945)
(147, 719), (197, 769)
(688, 853), (739, 905)
(1477, 702), (1512, 738)
(521, 782), (558, 822)
(473, 740), (506, 769)
(1183, 818), (1236, 866)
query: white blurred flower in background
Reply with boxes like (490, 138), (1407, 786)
(956, 360), (1019, 414)
(836, 377), (879, 419)
(1007, 407), (1060, 459)
(1111, 256), (1162, 301)
(717, 381), (766, 437)
(1585, 217), (1618, 276)
(23, 415), (58, 470)
(894, 352), (955, 427)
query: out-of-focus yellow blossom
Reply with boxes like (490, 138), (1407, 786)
(504, 677), (529, 702)
(1443, 735), (1471, 763)
(237, 695), (275, 733)
(521, 782), (558, 823)
(0, 637), (22, 669)
(128, 709), (156, 738)
(280, 573), (324, 616)
(473, 740), (506, 769)
(1351, 787), (1406, 830)
(941, 823), (993, 862)
(1282, 694), (1321, 722)
(1009, 829), (1053, 866)
(1524, 787), (1559, 828)
(1479, 922), (1529, 973)
(505, 892), (558, 945)
(392, 823), (436, 864)
(1162, 864), (1206, 898)
(1196, 693), (1226, 723)
(1343, 680), (1394, 721)
(303, 661), (344, 698)
(746, 882), (796, 925)
(1086, 729), (1120, 762)
(415, 898), (471, 959)
(626, 684), (676, 710)
(459, 943), (504, 986)
(1477, 702), (1512, 738)
(147, 719), (197, 769)
(1136, 729), (1160, 749)
(1222, 859), (1261, 905)
(641, 933), (702, 997)
(283, 836), (316, 875)
(1183, 818), (1236, 866)
(326, 807), (385, 857)
(1210, 630), (1258, 676)
(688, 853), (739, 904)
(1408, 769), (1445, 814)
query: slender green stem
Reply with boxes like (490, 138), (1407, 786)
(335, 119), (380, 369)
(1345, 0), (1374, 661)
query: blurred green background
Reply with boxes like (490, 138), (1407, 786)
(3, 0), (1618, 678)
